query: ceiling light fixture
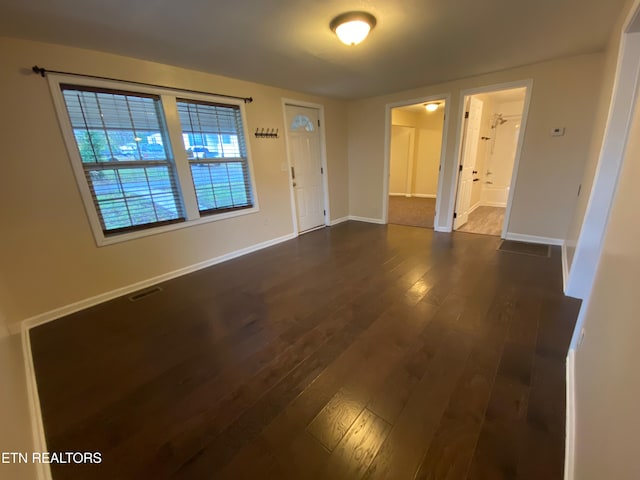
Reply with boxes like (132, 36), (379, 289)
(425, 103), (439, 112)
(330, 11), (377, 46)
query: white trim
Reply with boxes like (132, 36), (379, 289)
(468, 201), (481, 215)
(503, 232), (563, 246)
(561, 242), (570, 294)
(329, 216), (349, 226)
(382, 94), (452, 226)
(388, 192), (437, 198)
(412, 193), (437, 198)
(46, 73), (260, 247)
(298, 225), (326, 235)
(348, 215), (386, 225)
(22, 328), (53, 480)
(479, 200), (508, 208)
(434, 225), (452, 233)
(566, 28), (640, 300)
(564, 348), (577, 480)
(282, 99), (331, 236)
(13, 233), (295, 334)
(447, 80), (533, 236)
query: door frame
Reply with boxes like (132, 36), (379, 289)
(383, 94), (451, 226)
(448, 79), (533, 237)
(281, 99), (330, 235)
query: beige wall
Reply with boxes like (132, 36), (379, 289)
(564, 3), (630, 268)
(389, 108), (444, 197)
(348, 54), (604, 238)
(389, 125), (413, 194)
(414, 109), (444, 197)
(573, 72), (640, 479)
(0, 37), (349, 329)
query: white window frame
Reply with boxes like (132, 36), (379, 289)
(48, 74), (259, 246)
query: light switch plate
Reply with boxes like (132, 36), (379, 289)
(551, 127), (565, 136)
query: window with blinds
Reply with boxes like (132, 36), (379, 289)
(61, 85), (184, 234)
(177, 99), (253, 214)
(52, 76), (258, 245)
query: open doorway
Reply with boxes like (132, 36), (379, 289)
(387, 100), (446, 229)
(453, 87), (527, 236)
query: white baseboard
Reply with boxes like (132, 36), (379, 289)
(412, 193), (437, 198)
(348, 215), (386, 225)
(561, 242), (570, 294)
(434, 225), (452, 233)
(503, 232), (564, 246)
(564, 348), (576, 480)
(479, 200), (507, 208)
(389, 193), (436, 199)
(13, 232), (297, 335)
(468, 202), (481, 215)
(329, 216), (349, 226)
(22, 328), (53, 480)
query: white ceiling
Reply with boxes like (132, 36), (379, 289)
(0, 0), (626, 99)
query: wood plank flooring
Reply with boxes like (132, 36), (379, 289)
(458, 206), (505, 236)
(29, 222), (580, 480)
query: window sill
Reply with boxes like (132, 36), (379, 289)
(95, 205), (259, 247)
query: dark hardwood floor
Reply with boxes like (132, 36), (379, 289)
(29, 222), (580, 480)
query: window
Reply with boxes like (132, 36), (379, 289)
(61, 86), (184, 233)
(290, 114), (315, 132)
(51, 77), (258, 245)
(177, 100), (253, 214)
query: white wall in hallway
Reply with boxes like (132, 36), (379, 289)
(573, 61), (640, 478)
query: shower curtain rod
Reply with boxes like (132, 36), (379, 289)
(31, 66), (254, 104)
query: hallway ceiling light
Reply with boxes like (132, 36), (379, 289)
(330, 12), (376, 46)
(425, 103), (440, 112)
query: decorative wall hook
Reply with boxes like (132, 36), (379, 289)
(254, 128), (279, 139)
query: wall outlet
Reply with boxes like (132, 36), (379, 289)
(551, 127), (565, 136)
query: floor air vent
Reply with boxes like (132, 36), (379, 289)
(128, 286), (163, 302)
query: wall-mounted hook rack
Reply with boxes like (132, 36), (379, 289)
(255, 128), (279, 139)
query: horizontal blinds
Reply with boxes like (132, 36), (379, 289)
(61, 86), (184, 234)
(177, 99), (253, 213)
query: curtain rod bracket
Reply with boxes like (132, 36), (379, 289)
(31, 65), (253, 104)
(32, 65), (46, 77)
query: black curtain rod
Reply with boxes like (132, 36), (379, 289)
(31, 65), (254, 104)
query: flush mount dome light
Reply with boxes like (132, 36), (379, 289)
(330, 11), (377, 46)
(425, 103), (440, 112)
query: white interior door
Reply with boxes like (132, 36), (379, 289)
(389, 126), (416, 195)
(454, 97), (483, 229)
(285, 105), (325, 233)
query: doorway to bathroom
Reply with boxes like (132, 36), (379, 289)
(453, 86), (527, 236)
(386, 99), (447, 229)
